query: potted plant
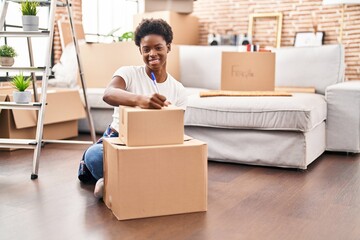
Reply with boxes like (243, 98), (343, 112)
(10, 72), (32, 103)
(119, 31), (134, 42)
(0, 45), (17, 67)
(21, 0), (39, 31)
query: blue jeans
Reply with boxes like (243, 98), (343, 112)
(83, 144), (104, 180)
(81, 126), (118, 181)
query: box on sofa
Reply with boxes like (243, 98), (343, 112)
(221, 52), (275, 91)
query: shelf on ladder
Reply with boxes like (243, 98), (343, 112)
(0, 138), (38, 149)
(0, 102), (42, 110)
(0, 66), (46, 72)
(7, 0), (67, 7)
(0, 31), (50, 37)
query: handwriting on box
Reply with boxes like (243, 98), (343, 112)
(231, 66), (254, 80)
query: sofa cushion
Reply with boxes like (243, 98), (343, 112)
(179, 45), (238, 89)
(274, 44), (345, 95)
(185, 93), (326, 132)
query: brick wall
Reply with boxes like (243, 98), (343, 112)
(53, 0), (82, 63)
(193, 0), (360, 81)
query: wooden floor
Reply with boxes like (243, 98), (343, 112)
(1, 137), (360, 240)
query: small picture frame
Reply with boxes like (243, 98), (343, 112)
(294, 32), (325, 47)
(248, 12), (283, 48)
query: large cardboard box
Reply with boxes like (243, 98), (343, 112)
(0, 88), (86, 150)
(103, 137), (208, 220)
(221, 52), (275, 91)
(133, 11), (199, 45)
(119, 105), (184, 146)
(139, 0), (194, 13)
(79, 42), (180, 88)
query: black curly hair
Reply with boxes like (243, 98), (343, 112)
(134, 18), (173, 47)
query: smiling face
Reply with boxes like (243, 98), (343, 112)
(139, 34), (170, 73)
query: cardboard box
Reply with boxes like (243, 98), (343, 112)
(0, 88), (86, 150)
(139, 0), (194, 13)
(79, 42), (180, 88)
(57, 20), (85, 49)
(119, 105), (184, 146)
(221, 52), (275, 91)
(103, 137), (208, 220)
(133, 11), (199, 45)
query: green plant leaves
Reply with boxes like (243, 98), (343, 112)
(11, 73), (31, 91)
(119, 31), (134, 41)
(21, 0), (39, 16)
(0, 45), (17, 57)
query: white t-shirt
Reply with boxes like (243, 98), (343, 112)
(110, 65), (188, 131)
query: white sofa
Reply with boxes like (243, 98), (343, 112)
(79, 44), (360, 169)
(182, 44), (359, 169)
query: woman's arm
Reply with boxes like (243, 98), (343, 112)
(103, 76), (168, 109)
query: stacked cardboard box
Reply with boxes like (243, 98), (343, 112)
(139, 0), (194, 13)
(103, 105), (208, 220)
(134, 0), (199, 45)
(133, 11), (199, 45)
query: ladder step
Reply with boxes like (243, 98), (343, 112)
(0, 102), (42, 110)
(44, 139), (93, 145)
(6, 0), (67, 7)
(0, 31), (50, 37)
(0, 66), (46, 72)
(0, 138), (38, 149)
(4, 24), (48, 31)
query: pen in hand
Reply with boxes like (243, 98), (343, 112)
(150, 72), (160, 94)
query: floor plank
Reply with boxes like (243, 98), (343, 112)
(0, 139), (360, 240)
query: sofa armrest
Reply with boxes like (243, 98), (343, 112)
(325, 81), (360, 152)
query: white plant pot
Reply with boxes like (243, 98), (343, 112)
(22, 15), (39, 31)
(0, 57), (14, 66)
(13, 91), (32, 103)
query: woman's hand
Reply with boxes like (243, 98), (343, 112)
(138, 93), (169, 109)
